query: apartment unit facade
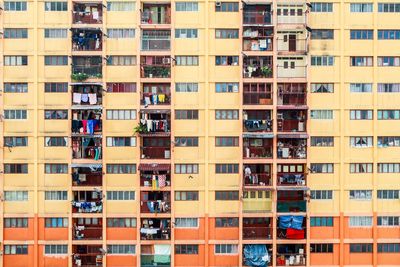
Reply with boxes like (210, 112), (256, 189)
(0, 0), (399, 266)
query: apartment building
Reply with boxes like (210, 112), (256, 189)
(0, 0), (399, 266)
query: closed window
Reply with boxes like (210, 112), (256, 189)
(44, 1), (67, 11)
(175, 110), (198, 119)
(4, 109), (27, 119)
(4, 1), (27, 11)
(106, 2), (135, 11)
(45, 137), (67, 147)
(349, 190), (372, 200)
(215, 244), (238, 254)
(310, 190), (333, 199)
(379, 3), (400, 12)
(4, 83), (28, 93)
(45, 218), (68, 227)
(4, 191), (28, 201)
(45, 191), (67, 200)
(350, 83), (372, 92)
(44, 245), (68, 254)
(310, 244), (333, 253)
(107, 191), (135, 200)
(378, 30), (400, 40)
(243, 190), (271, 199)
(4, 137), (27, 147)
(378, 110), (400, 120)
(176, 56), (199, 66)
(107, 218), (136, 227)
(310, 217), (333, 226)
(107, 29), (135, 38)
(45, 83), (68, 92)
(310, 110), (333, 119)
(175, 83), (198, 92)
(4, 164), (28, 174)
(107, 83), (136, 92)
(215, 191), (239, 200)
(215, 83), (239, 93)
(310, 163), (334, 173)
(311, 2), (333, 12)
(106, 164), (136, 174)
(311, 137), (334, 146)
(4, 28), (27, 38)
(349, 216), (373, 227)
(175, 218), (198, 228)
(106, 110), (136, 120)
(350, 163), (373, 173)
(216, 137), (239, 147)
(4, 56), (28, 66)
(215, 164), (239, 173)
(350, 56), (373, 66)
(45, 56), (68, 65)
(378, 136), (400, 147)
(378, 163), (400, 173)
(350, 244), (373, 253)
(45, 164), (68, 174)
(311, 83), (334, 93)
(215, 29), (239, 39)
(175, 245), (199, 254)
(175, 29), (198, 38)
(350, 137), (373, 147)
(311, 29), (334, 39)
(4, 218), (28, 228)
(350, 110), (373, 120)
(378, 56), (400, 66)
(4, 245), (28, 255)
(378, 243), (400, 252)
(377, 190), (400, 199)
(107, 245), (135, 254)
(311, 56), (334, 66)
(106, 137), (136, 147)
(176, 2), (198, 11)
(107, 56), (136, 66)
(215, 2), (239, 11)
(350, 30), (373, 39)
(175, 137), (198, 147)
(175, 191), (199, 201)
(215, 110), (239, 120)
(377, 216), (400, 226)
(175, 164), (199, 174)
(44, 110), (68, 119)
(215, 218), (239, 227)
(378, 83), (400, 93)
(350, 3), (373, 12)
(44, 29), (67, 38)
(215, 56), (239, 66)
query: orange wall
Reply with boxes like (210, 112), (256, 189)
(38, 218), (68, 240)
(4, 245), (34, 267)
(309, 244), (340, 265)
(343, 218), (373, 239)
(175, 245), (205, 266)
(4, 218), (34, 241)
(106, 255), (136, 266)
(208, 218), (239, 240)
(343, 245), (373, 265)
(208, 246), (239, 267)
(174, 218), (205, 240)
(377, 252), (400, 265)
(38, 245), (69, 267)
(310, 217), (339, 239)
(377, 226), (400, 239)
(106, 227), (137, 240)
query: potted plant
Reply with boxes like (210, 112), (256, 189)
(261, 66), (272, 77)
(134, 123), (148, 134)
(71, 72), (89, 81)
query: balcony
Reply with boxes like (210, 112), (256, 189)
(141, 137), (171, 159)
(137, 110), (171, 135)
(72, 137), (102, 160)
(277, 138), (307, 160)
(140, 218), (171, 240)
(141, 56), (171, 78)
(243, 5), (272, 25)
(277, 164), (307, 188)
(141, 254), (171, 267)
(243, 217), (272, 239)
(276, 245), (306, 266)
(243, 190), (272, 213)
(277, 57), (307, 78)
(140, 191), (171, 213)
(277, 110), (306, 132)
(243, 83), (273, 105)
(72, 190), (103, 213)
(243, 244), (272, 267)
(243, 138), (273, 159)
(277, 216), (306, 240)
(243, 26), (273, 52)
(277, 191), (307, 213)
(244, 164), (272, 187)
(141, 83), (171, 106)
(277, 83), (307, 107)
(141, 4), (171, 25)
(71, 84), (103, 106)
(277, 4), (306, 25)
(72, 29), (102, 52)
(72, 56), (102, 80)
(243, 110), (272, 132)
(73, 218), (102, 240)
(141, 30), (171, 51)
(243, 56), (273, 78)
(71, 110), (102, 136)
(73, 245), (103, 267)
(139, 164), (171, 188)
(277, 32), (307, 54)
(72, 166), (102, 187)
(72, 3), (103, 24)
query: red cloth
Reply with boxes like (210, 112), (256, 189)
(82, 120), (87, 133)
(286, 228), (305, 239)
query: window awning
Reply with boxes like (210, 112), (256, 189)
(71, 105), (102, 110)
(70, 163), (102, 169)
(140, 109), (171, 114)
(277, 134), (309, 139)
(139, 164), (171, 171)
(140, 132), (171, 137)
(243, 133), (274, 139)
(277, 186), (309, 191)
(69, 82), (103, 86)
(277, 105), (308, 110)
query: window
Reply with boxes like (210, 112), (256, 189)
(176, 56), (199, 66)
(377, 216), (400, 226)
(311, 29), (334, 39)
(310, 190), (333, 200)
(378, 243), (400, 252)
(4, 56), (28, 66)
(311, 83), (334, 93)
(350, 244), (373, 253)
(45, 218), (68, 228)
(377, 190), (400, 199)
(107, 245), (135, 254)
(175, 191), (199, 201)
(106, 164), (136, 174)
(243, 190), (271, 199)
(44, 83), (68, 92)
(107, 83), (136, 92)
(45, 56), (68, 66)
(378, 56), (400, 66)
(176, 83), (198, 92)
(45, 137), (67, 147)
(4, 164), (28, 174)
(175, 110), (199, 119)
(45, 191), (67, 200)
(4, 137), (27, 147)
(311, 2), (333, 12)
(215, 164), (239, 174)
(350, 83), (373, 92)
(378, 136), (400, 147)
(175, 218), (198, 228)
(44, 1), (67, 11)
(175, 164), (199, 174)
(4, 109), (27, 119)
(175, 29), (198, 38)
(310, 244), (333, 253)
(215, 244), (238, 254)
(378, 163), (400, 173)
(311, 137), (334, 147)
(175, 137), (199, 147)
(45, 164), (68, 174)
(4, 28), (28, 38)
(4, 191), (28, 201)
(215, 83), (239, 93)
(176, 2), (198, 11)
(311, 56), (334, 66)
(310, 110), (333, 119)
(215, 2), (239, 11)
(310, 217), (334, 226)
(350, 110), (373, 120)
(215, 29), (239, 39)
(215, 110), (239, 120)
(349, 190), (372, 200)
(377, 110), (400, 120)
(378, 83), (400, 92)
(215, 191), (239, 200)
(107, 218), (136, 227)
(215, 137), (239, 147)
(175, 245), (199, 254)
(350, 163), (373, 173)
(4, 1), (27, 11)
(215, 218), (239, 227)
(44, 245), (68, 254)
(350, 56), (373, 66)
(4, 245), (28, 255)
(106, 137), (136, 147)
(44, 29), (67, 38)
(44, 110), (68, 119)
(106, 2), (135, 11)
(350, 3), (373, 12)
(350, 137), (373, 147)
(215, 56), (239, 66)
(107, 29), (135, 38)
(4, 83), (28, 93)
(349, 216), (373, 227)
(379, 3), (400, 12)
(310, 163), (334, 173)
(107, 56), (136, 66)
(107, 191), (135, 200)
(4, 218), (28, 228)
(378, 30), (400, 40)
(106, 110), (136, 120)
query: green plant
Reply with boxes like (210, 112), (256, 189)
(71, 72), (89, 81)
(134, 123), (148, 134)
(261, 66), (272, 77)
(94, 73), (103, 78)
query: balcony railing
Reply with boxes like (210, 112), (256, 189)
(277, 38), (307, 53)
(277, 119), (306, 132)
(72, 65), (102, 79)
(141, 65), (171, 78)
(72, 173), (102, 186)
(277, 200), (306, 213)
(243, 92), (273, 105)
(141, 200), (171, 213)
(72, 32), (102, 51)
(276, 254), (306, 266)
(140, 228), (171, 240)
(277, 65), (307, 78)
(277, 145), (306, 159)
(72, 201), (103, 213)
(244, 146), (273, 159)
(243, 11), (272, 25)
(277, 14), (306, 25)
(243, 227), (272, 239)
(72, 10), (102, 24)
(244, 173), (272, 186)
(277, 173), (306, 187)
(73, 255), (103, 267)
(141, 84), (171, 105)
(72, 145), (102, 160)
(141, 147), (171, 159)
(141, 10), (171, 24)
(244, 65), (273, 78)
(73, 226), (103, 240)
(72, 85), (103, 106)
(244, 119), (273, 132)
(278, 94), (307, 106)
(277, 227), (306, 240)
(141, 255), (171, 267)
(71, 118), (102, 135)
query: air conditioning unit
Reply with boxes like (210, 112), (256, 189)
(215, 1), (222, 7)
(162, 57), (171, 64)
